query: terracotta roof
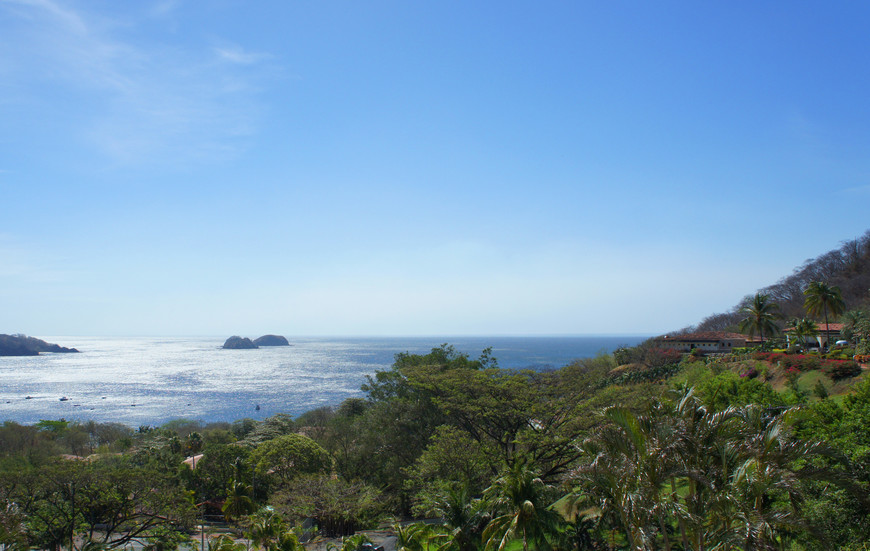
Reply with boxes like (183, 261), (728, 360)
(183, 454), (204, 469)
(785, 323), (844, 332)
(660, 331), (747, 342)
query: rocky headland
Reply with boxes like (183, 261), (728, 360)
(0, 334), (80, 356)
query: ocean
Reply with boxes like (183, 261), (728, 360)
(0, 335), (647, 426)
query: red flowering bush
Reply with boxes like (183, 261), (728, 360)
(645, 347), (683, 368)
(825, 360), (862, 380)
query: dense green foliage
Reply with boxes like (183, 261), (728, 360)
(1, 343), (868, 551)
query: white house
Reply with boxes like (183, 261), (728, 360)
(656, 331), (747, 353)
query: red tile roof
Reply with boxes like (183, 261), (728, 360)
(784, 323), (844, 333)
(660, 331), (747, 342)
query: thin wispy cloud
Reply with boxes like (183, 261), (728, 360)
(840, 184), (870, 195)
(215, 46), (270, 65)
(0, 0), (273, 166)
(149, 0), (179, 18)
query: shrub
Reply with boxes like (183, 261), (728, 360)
(645, 347), (683, 368)
(780, 354), (821, 371)
(813, 379), (829, 399)
(825, 360), (862, 380)
(786, 368), (801, 392)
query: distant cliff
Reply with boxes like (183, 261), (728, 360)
(0, 334), (80, 356)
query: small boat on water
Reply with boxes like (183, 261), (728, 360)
(59, 396), (69, 401)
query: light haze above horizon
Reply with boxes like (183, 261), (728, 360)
(2, 1), (869, 337)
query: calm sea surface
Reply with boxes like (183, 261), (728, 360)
(0, 336), (647, 426)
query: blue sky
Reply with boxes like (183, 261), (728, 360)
(1, 1), (869, 336)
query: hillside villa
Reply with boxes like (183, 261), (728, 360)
(656, 331), (747, 353)
(785, 322), (844, 349)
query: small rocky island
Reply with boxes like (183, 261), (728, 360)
(222, 336), (259, 349)
(253, 334), (290, 346)
(0, 334), (80, 356)
(222, 334), (290, 349)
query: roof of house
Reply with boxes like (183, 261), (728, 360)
(183, 453), (204, 469)
(785, 323), (844, 332)
(659, 331), (747, 342)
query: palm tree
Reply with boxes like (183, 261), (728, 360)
(803, 282), (846, 349)
(222, 481), (257, 523)
(787, 318), (817, 351)
(568, 406), (686, 550)
(247, 508), (286, 551)
(208, 535), (246, 551)
(482, 463), (563, 551)
(429, 486), (486, 551)
(738, 294), (781, 348)
(840, 310), (867, 345)
(393, 522), (433, 551)
(729, 406), (851, 550)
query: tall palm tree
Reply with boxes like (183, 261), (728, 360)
(429, 486), (486, 551)
(564, 403), (694, 551)
(482, 463), (563, 551)
(738, 294), (781, 348)
(803, 282), (846, 349)
(222, 481), (257, 523)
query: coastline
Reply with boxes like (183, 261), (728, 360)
(0, 335), (649, 425)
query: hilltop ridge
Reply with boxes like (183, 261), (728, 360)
(688, 230), (870, 333)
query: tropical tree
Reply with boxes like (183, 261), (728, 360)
(208, 535), (246, 551)
(728, 407), (853, 550)
(246, 508), (300, 551)
(804, 282), (846, 349)
(249, 434), (332, 486)
(788, 318), (818, 351)
(270, 474), (383, 538)
(738, 293), (781, 347)
(840, 310), (868, 346)
(222, 480), (257, 522)
(567, 405), (686, 550)
(427, 486), (486, 551)
(393, 522), (434, 551)
(482, 463), (563, 551)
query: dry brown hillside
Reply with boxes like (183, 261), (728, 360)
(693, 230), (870, 333)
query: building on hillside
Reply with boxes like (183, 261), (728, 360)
(656, 331), (747, 353)
(785, 323), (844, 349)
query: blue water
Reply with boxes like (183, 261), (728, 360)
(0, 335), (646, 425)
